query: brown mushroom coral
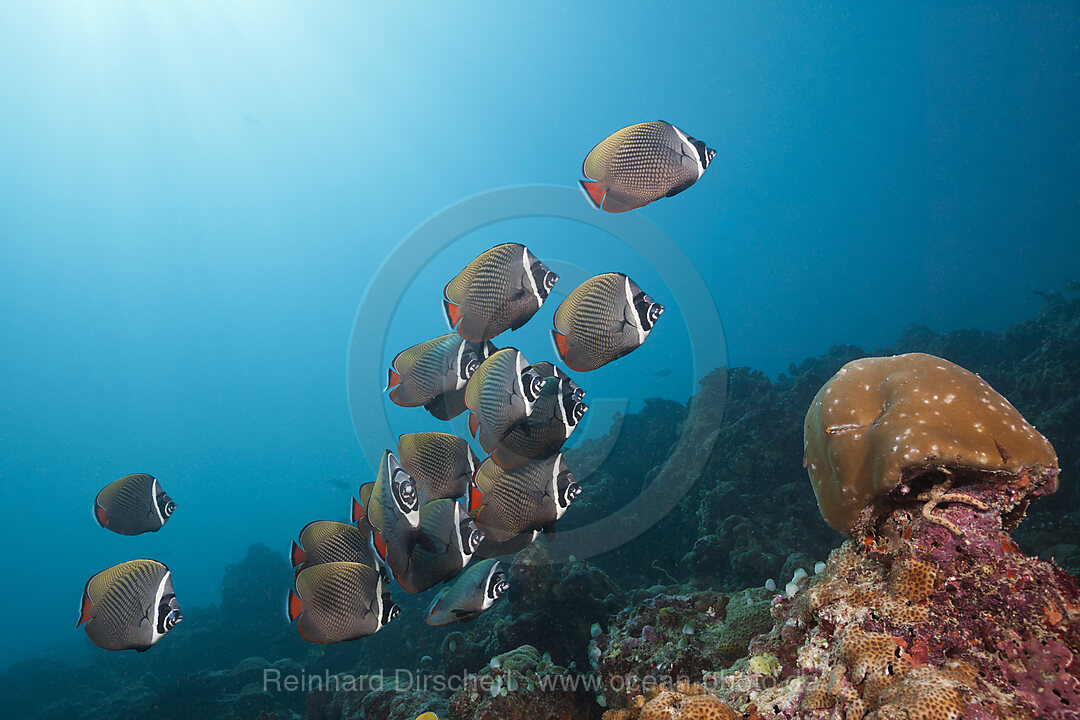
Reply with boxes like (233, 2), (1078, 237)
(804, 353), (1058, 534)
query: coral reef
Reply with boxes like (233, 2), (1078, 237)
(447, 644), (598, 720)
(592, 587), (775, 710)
(601, 682), (738, 720)
(804, 353), (1058, 534)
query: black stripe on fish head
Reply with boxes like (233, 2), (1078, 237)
(156, 593), (182, 635)
(529, 258), (558, 302)
(521, 366), (545, 403)
(458, 343), (482, 383)
(459, 516), (485, 557)
(554, 458), (581, 511)
(686, 134), (715, 170)
(632, 290), (664, 333)
(380, 594), (401, 628)
(155, 485), (176, 521)
(558, 379), (589, 429)
(485, 566), (509, 606)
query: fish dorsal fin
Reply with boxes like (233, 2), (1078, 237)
(444, 256), (482, 306)
(298, 520), (332, 548)
(472, 458), (499, 495)
(359, 482), (374, 508)
(582, 123), (647, 181)
(358, 482), (387, 531)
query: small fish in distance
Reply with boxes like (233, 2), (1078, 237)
(580, 120), (715, 213)
(397, 432), (479, 505)
(290, 520), (379, 575)
(443, 243), (557, 341)
(464, 348), (546, 453)
(287, 561), (398, 644)
(77, 559), (181, 652)
(425, 558), (509, 626)
(552, 273), (663, 372)
(94, 473), (176, 536)
(352, 450), (436, 578)
(387, 333), (497, 420)
(396, 499), (485, 594)
(469, 453), (581, 543)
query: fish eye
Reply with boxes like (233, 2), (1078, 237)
(394, 478), (419, 511)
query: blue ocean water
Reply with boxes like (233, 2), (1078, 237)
(0, 0), (1077, 674)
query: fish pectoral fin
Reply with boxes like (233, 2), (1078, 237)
(599, 192), (637, 213)
(665, 178), (696, 198)
(451, 609), (474, 618)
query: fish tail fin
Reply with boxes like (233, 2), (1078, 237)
(373, 530), (388, 561)
(287, 588), (303, 623)
(551, 330), (571, 361)
(93, 504), (109, 529)
(444, 298), (463, 328)
(386, 367), (401, 391)
(468, 412), (479, 438)
(351, 496), (365, 524)
(290, 541), (306, 567)
(468, 483), (485, 515)
(579, 180), (605, 210)
(77, 590), (94, 627)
